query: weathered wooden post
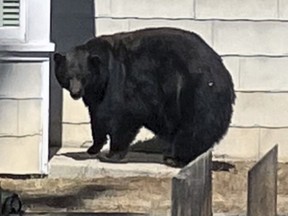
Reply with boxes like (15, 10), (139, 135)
(0, 186), (2, 215)
(171, 150), (212, 216)
(247, 145), (278, 216)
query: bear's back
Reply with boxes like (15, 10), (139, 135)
(100, 28), (219, 60)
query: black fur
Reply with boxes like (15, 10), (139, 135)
(54, 27), (236, 167)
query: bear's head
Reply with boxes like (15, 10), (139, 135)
(53, 46), (104, 100)
(54, 39), (126, 102)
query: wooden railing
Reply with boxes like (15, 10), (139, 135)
(171, 145), (278, 216)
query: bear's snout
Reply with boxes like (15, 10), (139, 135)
(69, 78), (83, 100)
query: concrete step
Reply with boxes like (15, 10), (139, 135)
(49, 147), (180, 179)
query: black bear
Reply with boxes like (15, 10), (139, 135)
(54, 27), (235, 167)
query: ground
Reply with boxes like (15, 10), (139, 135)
(1, 161), (288, 215)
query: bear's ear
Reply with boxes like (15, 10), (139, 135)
(53, 53), (65, 64)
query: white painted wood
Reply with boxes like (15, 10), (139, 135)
(40, 60), (50, 174)
(0, 0), (53, 174)
(0, 58), (50, 174)
(0, 136), (41, 174)
(0, 0), (25, 41)
(0, 0), (55, 51)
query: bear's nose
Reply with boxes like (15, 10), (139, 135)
(70, 92), (82, 100)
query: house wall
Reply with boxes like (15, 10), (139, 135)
(0, 59), (50, 174)
(62, 0), (288, 161)
(0, 0), (53, 174)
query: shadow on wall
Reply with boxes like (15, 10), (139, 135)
(49, 0), (95, 159)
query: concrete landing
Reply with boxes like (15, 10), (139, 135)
(49, 147), (180, 179)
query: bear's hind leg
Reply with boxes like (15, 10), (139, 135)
(163, 127), (213, 168)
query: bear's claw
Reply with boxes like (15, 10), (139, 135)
(163, 157), (187, 168)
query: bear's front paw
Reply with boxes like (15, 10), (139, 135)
(87, 145), (102, 155)
(163, 157), (186, 168)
